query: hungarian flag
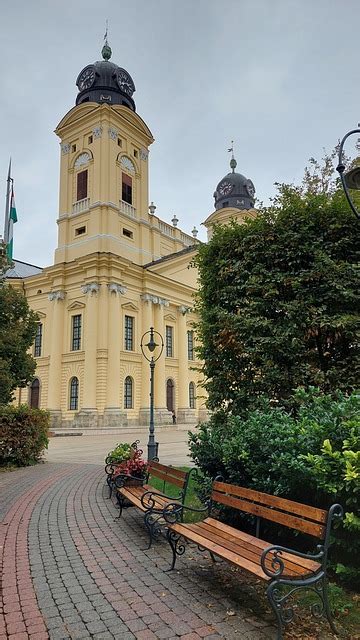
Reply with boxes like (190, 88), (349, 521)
(6, 188), (18, 261)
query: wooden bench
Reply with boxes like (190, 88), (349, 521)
(163, 480), (343, 640)
(115, 461), (193, 548)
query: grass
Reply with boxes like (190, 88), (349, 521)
(149, 466), (203, 522)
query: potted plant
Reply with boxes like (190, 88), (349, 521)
(114, 449), (149, 487)
(105, 440), (139, 496)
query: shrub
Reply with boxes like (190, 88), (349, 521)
(189, 389), (360, 587)
(0, 404), (49, 466)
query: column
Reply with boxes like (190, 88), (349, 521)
(47, 290), (65, 427)
(177, 305), (194, 424)
(154, 300), (167, 410)
(77, 283), (99, 426)
(104, 283), (127, 426)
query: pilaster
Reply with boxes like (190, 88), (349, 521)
(104, 283), (128, 427)
(74, 282), (99, 428)
(47, 290), (66, 426)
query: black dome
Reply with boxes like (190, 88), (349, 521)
(76, 43), (136, 111)
(213, 158), (255, 210)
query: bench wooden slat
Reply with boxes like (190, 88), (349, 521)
(211, 490), (326, 539)
(118, 485), (181, 512)
(213, 482), (327, 524)
(169, 521), (270, 580)
(150, 461), (187, 480)
(149, 468), (185, 488)
(201, 519), (320, 575)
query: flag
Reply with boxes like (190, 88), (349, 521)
(6, 187), (17, 261)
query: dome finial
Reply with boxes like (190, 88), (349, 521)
(228, 140), (237, 173)
(101, 20), (112, 61)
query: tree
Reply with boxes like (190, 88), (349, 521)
(193, 160), (359, 415)
(0, 243), (38, 405)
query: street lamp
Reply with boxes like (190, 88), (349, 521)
(140, 327), (164, 461)
(336, 127), (360, 220)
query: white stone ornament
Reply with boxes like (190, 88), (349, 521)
(81, 283), (100, 295)
(108, 127), (118, 140)
(74, 153), (91, 168)
(108, 283), (127, 295)
(120, 156), (135, 173)
(93, 126), (103, 139)
(140, 148), (149, 161)
(141, 293), (169, 306)
(48, 290), (66, 301)
(61, 143), (70, 155)
(178, 305), (191, 315)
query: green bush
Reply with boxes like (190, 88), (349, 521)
(0, 404), (49, 466)
(189, 389), (360, 587)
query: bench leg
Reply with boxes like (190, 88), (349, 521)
(144, 512), (159, 550)
(115, 493), (125, 519)
(166, 530), (186, 571)
(319, 577), (338, 635)
(266, 582), (284, 640)
(106, 477), (113, 499)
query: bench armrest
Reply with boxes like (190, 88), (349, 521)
(260, 544), (325, 579)
(105, 463), (115, 475)
(114, 473), (144, 488)
(162, 501), (210, 524)
(140, 490), (183, 510)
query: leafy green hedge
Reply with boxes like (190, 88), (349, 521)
(189, 389), (360, 588)
(0, 404), (49, 466)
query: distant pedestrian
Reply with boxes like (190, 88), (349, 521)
(172, 410), (176, 425)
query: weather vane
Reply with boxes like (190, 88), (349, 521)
(104, 19), (109, 44)
(228, 140), (235, 159)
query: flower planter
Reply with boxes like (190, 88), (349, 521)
(123, 477), (145, 487)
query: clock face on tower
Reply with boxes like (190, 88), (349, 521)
(245, 180), (255, 198)
(218, 180), (233, 196)
(77, 66), (95, 91)
(117, 69), (135, 96)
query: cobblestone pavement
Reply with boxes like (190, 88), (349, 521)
(1, 463), (277, 640)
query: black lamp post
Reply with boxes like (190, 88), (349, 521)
(336, 127), (360, 220)
(140, 327), (164, 461)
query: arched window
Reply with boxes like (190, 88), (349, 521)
(166, 379), (175, 412)
(124, 376), (133, 409)
(69, 377), (79, 411)
(30, 378), (40, 409)
(189, 382), (196, 409)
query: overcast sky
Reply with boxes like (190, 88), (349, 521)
(1, 0), (359, 267)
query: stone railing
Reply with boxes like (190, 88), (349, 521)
(180, 231), (195, 246)
(159, 221), (175, 237)
(72, 198), (90, 214)
(119, 200), (137, 218)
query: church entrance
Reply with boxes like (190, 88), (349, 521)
(166, 379), (174, 412)
(30, 378), (40, 408)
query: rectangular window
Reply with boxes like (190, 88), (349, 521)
(34, 323), (42, 357)
(118, 138), (122, 147)
(88, 135), (93, 144)
(166, 325), (173, 357)
(187, 330), (194, 360)
(124, 315), (134, 351)
(71, 315), (82, 351)
(123, 228), (133, 239)
(77, 170), (88, 201)
(122, 173), (132, 204)
(75, 226), (86, 236)
(71, 144), (76, 153)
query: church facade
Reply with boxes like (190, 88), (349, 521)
(9, 42), (257, 430)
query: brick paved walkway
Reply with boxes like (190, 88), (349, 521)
(1, 463), (277, 640)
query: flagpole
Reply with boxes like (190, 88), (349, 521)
(4, 158), (12, 244)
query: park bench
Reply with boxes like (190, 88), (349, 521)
(163, 479), (343, 640)
(115, 461), (193, 548)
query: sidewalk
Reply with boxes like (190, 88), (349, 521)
(0, 462), (277, 640)
(46, 427), (195, 466)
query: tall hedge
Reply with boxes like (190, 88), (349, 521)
(193, 187), (359, 414)
(0, 405), (49, 466)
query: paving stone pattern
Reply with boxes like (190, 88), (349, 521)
(1, 463), (277, 639)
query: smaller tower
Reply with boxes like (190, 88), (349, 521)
(203, 151), (257, 240)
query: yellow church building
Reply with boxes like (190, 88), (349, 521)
(7, 41), (257, 431)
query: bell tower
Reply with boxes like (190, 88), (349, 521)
(54, 42), (154, 265)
